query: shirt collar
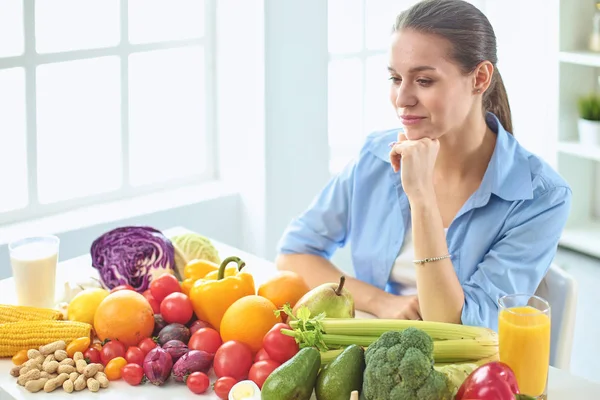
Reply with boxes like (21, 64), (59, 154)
(367, 112), (533, 202)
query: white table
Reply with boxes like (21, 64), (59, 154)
(0, 227), (598, 399)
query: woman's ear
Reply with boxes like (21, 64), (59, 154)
(473, 61), (494, 94)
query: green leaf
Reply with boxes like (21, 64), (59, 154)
(297, 306), (311, 322)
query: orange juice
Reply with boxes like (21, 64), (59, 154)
(499, 306), (551, 397)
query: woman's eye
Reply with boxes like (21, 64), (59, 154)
(417, 79), (433, 86)
(388, 76), (401, 84)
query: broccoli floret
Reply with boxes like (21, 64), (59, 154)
(362, 329), (452, 400)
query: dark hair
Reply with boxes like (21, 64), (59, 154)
(393, 0), (513, 133)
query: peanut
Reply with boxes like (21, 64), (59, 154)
(59, 358), (75, 367)
(57, 364), (76, 374)
(25, 378), (48, 393)
(54, 349), (68, 362)
(22, 356), (43, 370)
(83, 363), (101, 378)
(69, 371), (79, 382)
(73, 351), (84, 362)
(63, 379), (74, 393)
(74, 374), (86, 391)
(10, 365), (21, 377)
(39, 340), (66, 356)
(43, 360), (59, 374)
(19, 364), (38, 376)
(17, 369), (41, 386)
(43, 373), (69, 393)
(86, 378), (100, 392)
(27, 349), (41, 360)
(76, 358), (87, 374)
(43, 354), (55, 366)
(94, 372), (109, 389)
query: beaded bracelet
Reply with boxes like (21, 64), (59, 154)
(413, 254), (451, 265)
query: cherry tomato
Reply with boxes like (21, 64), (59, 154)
(12, 349), (28, 366)
(213, 341), (253, 381)
(149, 273), (181, 303)
(214, 376), (237, 400)
(248, 360), (280, 389)
(121, 363), (144, 386)
(110, 284), (135, 293)
(66, 337), (91, 358)
(186, 371), (210, 394)
(100, 340), (126, 365)
(105, 356), (128, 380)
(83, 347), (101, 364)
(262, 323), (299, 363)
(137, 337), (158, 355)
(125, 346), (145, 366)
(188, 328), (222, 355)
(160, 292), (193, 325)
(254, 348), (270, 363)
(141, 290), (160, 314)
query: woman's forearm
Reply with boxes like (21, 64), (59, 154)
(275, 253), (387, 317)
(410, 197), (465, 324)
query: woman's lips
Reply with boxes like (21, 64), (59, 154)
(400, 115), (425, 126)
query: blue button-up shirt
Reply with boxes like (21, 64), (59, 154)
(277, 113), (572, 331)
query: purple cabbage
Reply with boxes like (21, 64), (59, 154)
(90, 226), (175, 291)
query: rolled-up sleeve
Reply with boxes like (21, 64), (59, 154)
(276, 160), (356, 260)
(461, 186), (572, 331)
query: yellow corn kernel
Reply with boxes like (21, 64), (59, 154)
(0, 305), (63, 324)
(0, 320), (92, 357)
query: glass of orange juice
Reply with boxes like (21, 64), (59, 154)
(498, 294), (551, 399)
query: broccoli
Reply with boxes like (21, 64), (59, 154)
(362, 328), (453, 400)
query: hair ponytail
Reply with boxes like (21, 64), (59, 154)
(484, 68), (513, 134)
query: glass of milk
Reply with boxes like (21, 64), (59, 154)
(9, 235), (60, 308)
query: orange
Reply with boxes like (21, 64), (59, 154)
(257, 271), (310, 309)
(93, 290), (154, 347)
(220, 295), (281, 353)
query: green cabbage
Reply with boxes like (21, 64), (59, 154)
(170, 233), (221, 279)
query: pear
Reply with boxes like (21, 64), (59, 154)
(292, 276), (355, 318)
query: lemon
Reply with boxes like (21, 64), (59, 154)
(67, 288), (110, 326)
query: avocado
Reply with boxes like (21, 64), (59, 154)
(315, 344), (366, 400)
(261, 347), (321, 400)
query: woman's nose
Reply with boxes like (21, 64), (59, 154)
(394, 83), (417, 108)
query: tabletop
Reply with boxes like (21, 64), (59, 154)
(0, 226), (598, 399)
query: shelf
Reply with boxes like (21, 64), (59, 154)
(560, 220), (600, 258)
(559, 50), (600, 67)
(557, 141), (600, 161)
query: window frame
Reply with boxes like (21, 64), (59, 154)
(0, 0), (217, 225)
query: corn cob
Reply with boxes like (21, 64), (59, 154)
(0, 320), (91, 357)
(0, 305), (63, 324)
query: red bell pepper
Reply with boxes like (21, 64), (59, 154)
(456, 362), (536, 400)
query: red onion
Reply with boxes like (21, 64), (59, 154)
(171, 350), (213, 382)
(162, 340), (189, 362)
(189, 320), (213, 335)
(143, 347), (173, 386)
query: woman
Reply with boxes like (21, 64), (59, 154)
(275, 0), (571, 331)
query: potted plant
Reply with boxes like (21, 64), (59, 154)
(577, 94), (600, 146)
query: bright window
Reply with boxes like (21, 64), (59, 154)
(327, 0), (487, 173)
(0, 0), (215, 224)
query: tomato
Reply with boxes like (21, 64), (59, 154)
(254, 348), (270, 363)
(137, 337), (158, 355)
(262, 323), (299, 363)
(142, 291), (160, 314)
(11, 349), (28, 366)
(189, 319), (213, 335)
(110, 284), (135, 293)
(100, 340), (126, 365)
(248, 360), (280, 389)
(83, 347), (101, 364)
(66, 337), (91, 358)
(214, 376), (237, 400)
(149, 273), (181, 303)
(121, 363), (144, 386)
(186, 371), (210, 394)
(160, 292), (193, 325)
(125, 346), (145, 366)
(105, 356), (128, 380)
(213, 341), (253, 381)
(188, 328), (222, 355)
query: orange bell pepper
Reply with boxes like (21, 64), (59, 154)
(184, 259), (219, 280)
(190, 256), (255, 331)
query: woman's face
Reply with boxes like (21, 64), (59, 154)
(388, 29), (476, 140)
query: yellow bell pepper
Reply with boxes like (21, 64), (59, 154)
(181, 277), (196, 296)
(184, 259), (219, 280)
(203, 265), (238, 280)
(190, 256), (255, 331)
